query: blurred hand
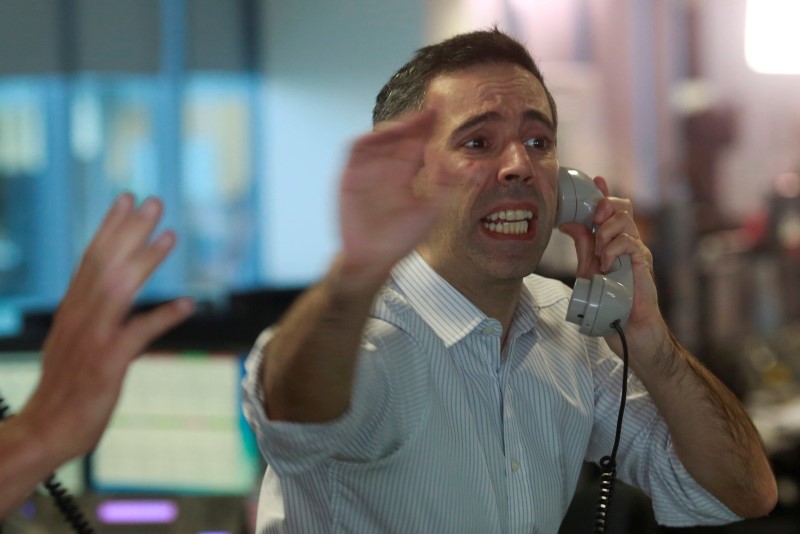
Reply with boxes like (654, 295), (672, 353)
(338, 110), (447, 284)
(21, 194), (194, 459)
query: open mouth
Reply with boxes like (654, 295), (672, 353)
(481, 209), (534, 235)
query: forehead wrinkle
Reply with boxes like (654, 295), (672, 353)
(425, 64), (554, 139)
(473, 75), (535, 99)
(471, 78), (554, 128)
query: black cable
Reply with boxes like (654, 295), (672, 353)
(0, 391), (95, 534)
(43, 475), (94, 534)
(593, 320), (629, 534)
(0, 394), (10, 420)
(0, 393), (7, 534)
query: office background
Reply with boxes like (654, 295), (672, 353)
(1, 0), (800, 532)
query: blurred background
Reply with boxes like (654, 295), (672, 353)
(1, 0), (800, 532)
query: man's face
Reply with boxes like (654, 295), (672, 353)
(416, 62), (559, 292)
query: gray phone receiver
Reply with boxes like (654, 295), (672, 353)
(556, 167), (633, 336)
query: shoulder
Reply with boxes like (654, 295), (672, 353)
(368, 283), (426, 337)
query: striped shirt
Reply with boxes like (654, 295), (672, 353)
(242, 251), (738, 533)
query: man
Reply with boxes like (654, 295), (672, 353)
(0, 194), (194, 518)
(242, 29), (776, 533)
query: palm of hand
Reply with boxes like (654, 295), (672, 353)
(25, 195), (193, 459)
(339, 111), (446, 277)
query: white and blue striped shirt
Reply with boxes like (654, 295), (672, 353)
(242, 251), (738, 533)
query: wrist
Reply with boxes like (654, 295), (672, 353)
(17, 392), (83, 465)
(627, 320), (678, 384)
(328, 252), (392, 298)
(0, 410), (61, 475)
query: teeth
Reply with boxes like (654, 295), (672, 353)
(485, 209), (532, 223)
(483, 220), (530, 235)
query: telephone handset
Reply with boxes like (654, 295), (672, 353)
(556, 167), (633, 337)
(556, 167), (634, 532)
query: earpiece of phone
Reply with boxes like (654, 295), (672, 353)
(556, 167), (633, 336)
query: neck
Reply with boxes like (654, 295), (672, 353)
(415, 248), (526, 346)
(424, 269), (522, 345)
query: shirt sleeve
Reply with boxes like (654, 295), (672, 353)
(584, 337), (741, 527)
(241, 326), (389, 477)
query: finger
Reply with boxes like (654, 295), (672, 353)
(370, 108), (436, 136)
(117, 231), (177, 302)
(87, 193), (136, 250)
(75, 297), (195, 395)
(117, 298), (195, 359)
(559, 222), (601, 279)
(86, 230), (178, 336)
(593, 196), (634, 229)
(593, 210), (640, 252)
(356, 110), (435, 155)
(61, 194), (137, 309)
(606, 196), (634, 217)
(102, 197), (165, 263)
(354, 111), (435, 156)
(73, 197), (165, 290)
(62, 200), (165, 329)
(41, 241), (187, 386)
(598, 233), (652, 273)
(342, 128), (430, 198)
(593, 176), (610, 196)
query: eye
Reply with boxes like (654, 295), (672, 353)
(462, 138), (488, 150)
(524, 137), (551, 150)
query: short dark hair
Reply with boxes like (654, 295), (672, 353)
(372, 28), (557, 130)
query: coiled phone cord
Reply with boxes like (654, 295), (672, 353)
(0, 394), (9, 419)
(0, 391), (95, 534)
(593, 320), (629, 534)
(43, 475), (94, 533)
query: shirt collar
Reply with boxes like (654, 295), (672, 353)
(390, 251), (540, 347)
(509, 282), (539, 340)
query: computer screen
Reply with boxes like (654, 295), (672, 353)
(0, 351), (85, 493)
(90, 352), (261, 494)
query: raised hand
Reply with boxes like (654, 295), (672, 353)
(259, 110), (447, 423)
(338, 110), (444, 283)
(20, 194), (194, 459)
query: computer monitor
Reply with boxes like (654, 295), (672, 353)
(89, 352), (261, 494)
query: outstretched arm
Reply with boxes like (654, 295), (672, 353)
(262, 111), (446, 423)
(0, 194), (194, 518)
(561, 177), (777, 519)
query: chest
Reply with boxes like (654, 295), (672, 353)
(429, 331), (594, 440)
(401, 332), (595, 531)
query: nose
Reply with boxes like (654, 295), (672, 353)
(497, 141), (533, 184)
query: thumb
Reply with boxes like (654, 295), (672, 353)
(559, 222), (599, 279)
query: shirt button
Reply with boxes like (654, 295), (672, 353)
(511, 459), (520, 472)
(481, 326), (494, 335)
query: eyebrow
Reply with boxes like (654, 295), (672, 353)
(450, 109), (555, 140)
